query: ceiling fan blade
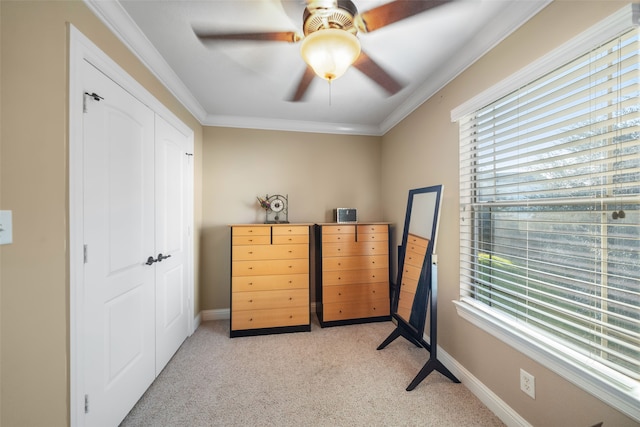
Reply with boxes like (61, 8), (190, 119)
(195, 31), (302, 43)
(288, 66), (316, 102)
(358, 0), (450, 33)
(353, 51), (403, 95)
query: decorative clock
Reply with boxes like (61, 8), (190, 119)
(258, 194), (289, 224)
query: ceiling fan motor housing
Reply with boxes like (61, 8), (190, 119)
(303, 0), (358, 36)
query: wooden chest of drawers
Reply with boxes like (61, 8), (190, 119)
(315, 223), (391, 327)
(230, 224), (311, 337)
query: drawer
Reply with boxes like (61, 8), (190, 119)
(322, 298), (389, 321)
(231, 306), (310, 331)
(232, 258), (309, 276)
(232, 235), (271, 246)
(397, 290), (416, 321)
(272, 225), (309, 236)
(322, 233), (355, 243)
(404, 248), (426, 269)
(322, 254), (388, 272)
(356, 232), (388, 242)
(357, 224), (388, 234)
(322, 268), (389, 286)
(322, 282), (389, 303)
(232, 273), (308, 292)
(273, 233), (308, 245)
(232, 288), (309, 311)
(232, 244), (308, 261)
(401, 263), (422, 282)
(400, 273), (419, 294)
(232, 226), (271, 237)
(322, 241), (388, 257)
(407, 234), (429, 250)
(321, 225), (356, 235)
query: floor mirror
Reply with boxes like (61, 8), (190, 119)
(377, 184), (459, 390)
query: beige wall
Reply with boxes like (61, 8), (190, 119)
(381, 1), (637, 426)
(1, 0), (637, 426)
(200, 126), (383, 310)
(0, 1), (202, 425)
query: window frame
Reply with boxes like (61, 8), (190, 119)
(452, 4), (640, 421)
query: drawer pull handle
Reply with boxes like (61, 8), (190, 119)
(288, 250), (293, 253)
(248, 282), (253, 285)
(248, 251), (253, 254)
(289, 297), (293, 300)
(288, 265), (293, 268)
(338, 293), (342, 296)
(249, 299), (253, 303)
(248, 267), (253, 270)
(288, 280), (293, 284)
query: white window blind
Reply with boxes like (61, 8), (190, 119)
(458, 24), (640, 393)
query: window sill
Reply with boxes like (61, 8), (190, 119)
(454, 297), (640, 422)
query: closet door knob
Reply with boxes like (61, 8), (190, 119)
(145, 256), (157, 265)
(157, 253), (172, 262)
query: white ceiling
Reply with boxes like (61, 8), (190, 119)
(85, 0), (550, 135)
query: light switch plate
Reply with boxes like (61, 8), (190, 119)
(0, 210), (13, 245)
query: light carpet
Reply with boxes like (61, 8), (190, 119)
(120, 318), (505, 426)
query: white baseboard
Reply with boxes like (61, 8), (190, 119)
(437, 346), (532, 427)
(193, 312), (202, 332)
(200, 308), (230, 321)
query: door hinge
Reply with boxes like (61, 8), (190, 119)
(83, 244), (88, 264)
(84, 394), (89, 414)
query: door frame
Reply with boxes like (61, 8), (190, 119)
(69, 25), (195, 426)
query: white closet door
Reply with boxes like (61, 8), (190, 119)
(154, 115), (191, 374)
(82, 60), (156, 426)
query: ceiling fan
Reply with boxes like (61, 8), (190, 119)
(194, 0), (449, 101)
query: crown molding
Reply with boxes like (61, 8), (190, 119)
(84, 0), (550, 136)
(83, 0), (208, 123)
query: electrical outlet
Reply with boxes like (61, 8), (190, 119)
(520, 368), (535, 399)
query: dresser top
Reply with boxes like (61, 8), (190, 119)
(315, 222), (391, 226)
(229, 223), (313, 227)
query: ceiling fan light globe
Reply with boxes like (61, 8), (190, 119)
(300, 29), (361, 81)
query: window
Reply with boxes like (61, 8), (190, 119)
(454, 5), (639, 420)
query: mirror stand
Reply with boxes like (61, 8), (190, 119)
(377, 185), (459, 390)
(406, 257), (459, 389)
(378, 256), (459, 390)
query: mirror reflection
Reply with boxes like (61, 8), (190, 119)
(393, 186), (442, 329)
